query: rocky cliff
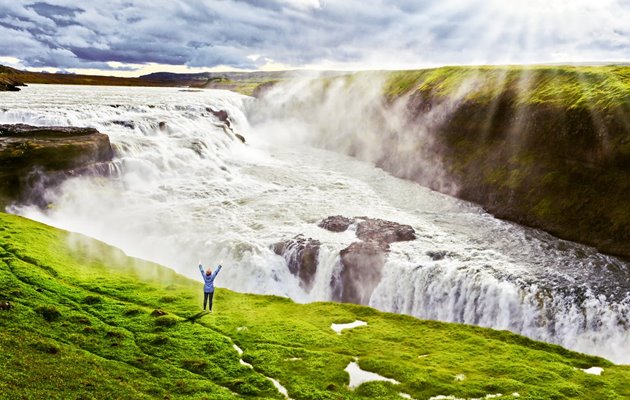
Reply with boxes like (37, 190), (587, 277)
(388, 67), (630, 260)
(0, 124), (114, 206)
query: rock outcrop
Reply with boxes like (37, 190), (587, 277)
(272, 236), (321, 292)
(206, 107), (246, 143)
(274, 216), (416, 304)
(0, 124), (114, 206)
(0, 74), (25, 92)
(328, 217), (416, 304)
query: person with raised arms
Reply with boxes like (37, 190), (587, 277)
(198, 263), (222, 312)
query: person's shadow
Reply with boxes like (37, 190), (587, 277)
(186, 310), (210, 324)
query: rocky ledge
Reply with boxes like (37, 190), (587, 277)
(0, 124), (114, 206)
(0, 74), (25, 91)
(273, 216), (416, 304)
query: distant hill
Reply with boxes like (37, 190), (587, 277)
(0, 65), (348, 95)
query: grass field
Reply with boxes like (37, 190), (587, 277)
(1, 212), (629, 399)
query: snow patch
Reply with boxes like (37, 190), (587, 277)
(582, 366), (604, 375)
(454, 373), (466, 381)
(399, 393), (413, 399)
(331, 320), (367, 334)
(233, 344), (243, 355)
(285, 357), (302, 361)
(345, 360), (399, 389)
(268, 377), (290, 398)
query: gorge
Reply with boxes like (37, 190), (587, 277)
(1, 67), (629, 367)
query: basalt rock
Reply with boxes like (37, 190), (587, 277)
(331, 217), (415, 304)
(354, 217), (416, 243)
(207, 107), (247, 144)
(0, 124), (114, 206)
(318, 215), (353, 232)
(272, 236), (321, 292)
(275, 216), (416, 303)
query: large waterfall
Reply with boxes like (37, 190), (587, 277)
(2, 84), (629, 363)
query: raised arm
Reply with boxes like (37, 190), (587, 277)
(198, 264), (205, 279)
(210, 265), (222, 280)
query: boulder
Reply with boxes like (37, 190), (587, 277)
(272, 236), (321, 292)
(0, 124), (114, 206)
(318, 215), (353, 232)
(354, 217), (416, 243)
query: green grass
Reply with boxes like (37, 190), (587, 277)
(378, 65), (630, 110)
(1, 212), (629, 399)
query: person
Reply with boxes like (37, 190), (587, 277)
(198, 263), (222, 311)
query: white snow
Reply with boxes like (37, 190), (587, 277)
(345, 360), (399, 389)
(233, 344), (243, 355)
(454, 373), (466, 381)
(268, 377), (289, 398)
(399, 393), (413, 399)
(331, 320), (367, 334)
(582, 367), (604, 375)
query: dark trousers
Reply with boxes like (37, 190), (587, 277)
(203, 291), (214, 310)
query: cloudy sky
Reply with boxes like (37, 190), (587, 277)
(1, 0), (630, 76)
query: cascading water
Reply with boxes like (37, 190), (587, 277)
(1, 84), (628, 363)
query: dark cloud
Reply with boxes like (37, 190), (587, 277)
(1, 0), (629, 71)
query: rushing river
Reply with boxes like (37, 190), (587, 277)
(1, 84), (629, 363)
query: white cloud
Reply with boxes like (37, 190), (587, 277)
(1, 0), (629, 73)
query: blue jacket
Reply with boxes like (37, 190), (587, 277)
(199, 264), (222, 293)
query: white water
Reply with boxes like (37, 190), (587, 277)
(1, 84), (629, 363)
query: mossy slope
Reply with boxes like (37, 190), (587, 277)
(1, 212), (629, 399)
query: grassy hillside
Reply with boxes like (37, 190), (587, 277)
(0, 212), (629, 399)
(380, 65), (630, 110)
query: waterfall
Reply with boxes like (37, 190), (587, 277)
(2, 83), (629, 363)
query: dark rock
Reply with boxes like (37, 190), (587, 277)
(158, 121), (167, 131)
(206, 107), (230, 124)
(111, 120), (135, 129)
(151, 309), (167, 317)
(355, 217), (416, 243)
(0, 301), (12, 311)
(0, 124), (114, 206)
(318, 215), (353, 232)
(333, 241), (388, 304)
(234, 133), (246, 144)
(272, 236), (321, 292)
(426, 250), (453, 261)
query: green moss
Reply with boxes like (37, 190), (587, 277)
(1, 212), (629, 399)
(377, 65), (630, 111)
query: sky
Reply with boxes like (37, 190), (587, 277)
(1, 0), (630, 76)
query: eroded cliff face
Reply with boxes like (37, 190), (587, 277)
(253, 66), (630, 260)
(0, 124), (114, 206)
